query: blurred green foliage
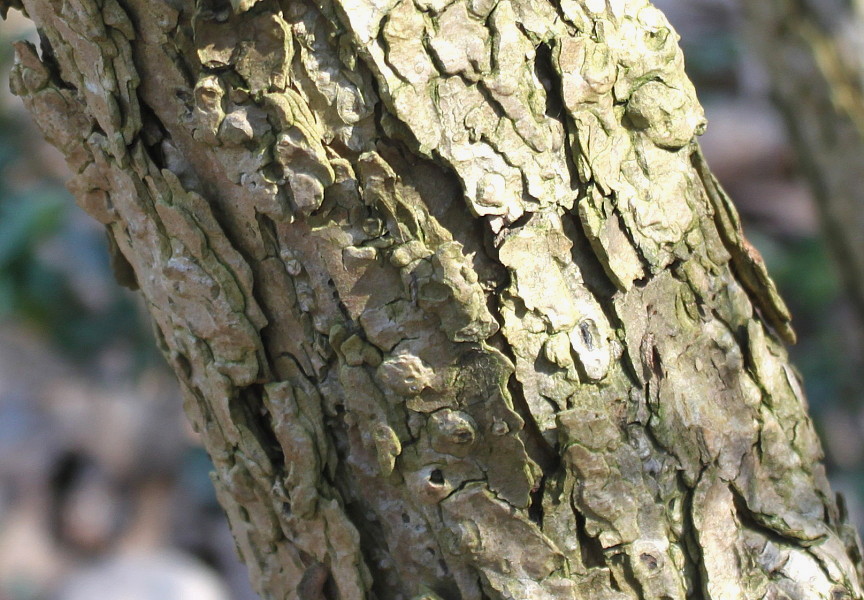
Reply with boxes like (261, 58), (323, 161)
(751, 231), (846, 412)
(0, 191), (144, 361)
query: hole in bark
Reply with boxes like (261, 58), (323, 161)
(175, 88), (193, 104)
(650, 346), (663, 378)
(579, 320), (595, 350)
(533, 41), (564, 123)
(401, 513), (410, 523)
(260, 159), (285, 184)
(175, 352), (193, 379)
(419, 281), (450, 302)
(429, 469), (445, 485)
(640, 552), (659, 570)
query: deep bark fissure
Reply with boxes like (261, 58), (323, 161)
(679, 468), (708, 600)
(572, 505), (606, 570)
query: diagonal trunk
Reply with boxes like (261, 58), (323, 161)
(3, 0), (862, 597)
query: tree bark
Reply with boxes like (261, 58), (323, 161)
(3, 0), (863, 598)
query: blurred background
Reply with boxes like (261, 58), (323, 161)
(1, 1), (863, 599)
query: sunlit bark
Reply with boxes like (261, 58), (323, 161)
(3, 0), (863, 597)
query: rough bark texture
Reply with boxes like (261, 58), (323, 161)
(743, 0), (864, 330)
(3, 0), (863, 597)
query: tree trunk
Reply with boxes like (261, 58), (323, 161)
(3, 0), (863, 597)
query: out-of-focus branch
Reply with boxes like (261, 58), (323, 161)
(743, 0), (864, 325)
